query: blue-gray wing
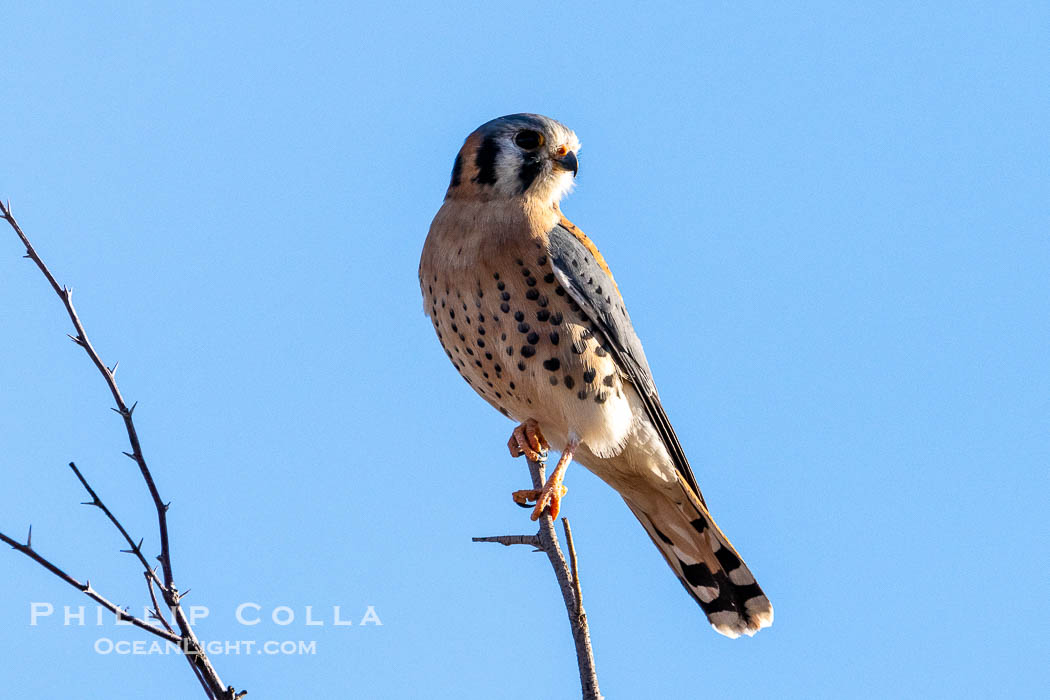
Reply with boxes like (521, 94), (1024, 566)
(546, 223), (703, 498)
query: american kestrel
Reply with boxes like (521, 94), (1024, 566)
(419, 114), (773, 638)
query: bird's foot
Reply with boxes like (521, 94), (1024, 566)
(512, 482), (569, 521)
(507, 419), (549, 463)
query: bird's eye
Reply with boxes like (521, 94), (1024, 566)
(514, 130), (544, 150)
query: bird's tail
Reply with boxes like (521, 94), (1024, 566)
(624, 482), (773, 638)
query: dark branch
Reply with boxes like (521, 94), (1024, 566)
(0, 528), (179, 643)
(1, 201), (243, 700)
(474, 456), (602, 700)
(68, 461), (162, 585)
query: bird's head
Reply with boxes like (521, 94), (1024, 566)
(445, 113), (580, 206)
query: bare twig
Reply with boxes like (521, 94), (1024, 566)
(1, 201), (244, 700)
(68, 461), (162, 586)
(473, 456), (602, 700)
(0, 529), (179, 644)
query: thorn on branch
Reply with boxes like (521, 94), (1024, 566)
(122, 451), (138, 461)
(109, 360), (119, 374)
(26, 525), (33, 549)
(67, 333), (84, 346)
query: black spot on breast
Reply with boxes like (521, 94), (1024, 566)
(595, 346), (608, 357)
(603, 374), (615, 387)
(583, 368), (596, 383)
(518, 322), (531, 333)
(514, 311), (525, 321)
(500, 303), (510, 313)
(537, 255), (547, 265)
(549, 331), (559, 345)
(549, 375), (558, 386)
(493, 272), (500, 280)
(563, 376), (575, 389)
(577, 390), (588, 400)
(497, 281), (506, 290)
(594, 393), (607, 404)
(476, 339), (485, 348)
(555, 286), (566, 296)
(473, 136), (500, 185)
(478, 327), (486, 335)
(501, 291), (510, 301)
(485, 352), (493, 360)
(522, 269), (531, 277)
(518, 361), (527, 371)
(543, 273), (556, 284)
(506, 346), (514, 356)
(520, 345), (536, 358)
(449, 309), (455, 319)
(536, 309), (550, 322)
(526, 332), (539, 345)
(525, 289), (539, 301)
(549, 312), (563, 325)
(542, 358), (560, 371)
(526, 277), (537, 286)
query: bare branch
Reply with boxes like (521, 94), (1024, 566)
(474, 456), (602, 700)
(470, 534), (541, 547)
(0, 528), (179, 644)
(0, 200), (174, 589)
(2, 201), (244, 700)
(68, 462), (161, 585)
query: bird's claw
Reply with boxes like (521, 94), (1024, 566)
(511, 483), (568, 521)
(507, 419), (549, 462)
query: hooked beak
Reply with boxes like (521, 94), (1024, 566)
(554, 150), (579, 177)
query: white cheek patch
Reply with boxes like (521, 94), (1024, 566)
(547, 171), (577, 203)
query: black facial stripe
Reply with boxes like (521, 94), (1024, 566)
(518, 156), (544, 192)
(474, 136), (500, 186)
(449, 153), (463, 188)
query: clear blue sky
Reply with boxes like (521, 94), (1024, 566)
(2, 2), (1047, 698)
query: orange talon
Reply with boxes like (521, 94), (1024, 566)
(507, 419), (549, 462)
(509, 437), (579, 521)
(531, 483), (569, 521)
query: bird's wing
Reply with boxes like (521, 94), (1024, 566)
(546, 219), (704, 500)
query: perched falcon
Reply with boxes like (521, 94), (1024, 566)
(419, 114), (773, 638)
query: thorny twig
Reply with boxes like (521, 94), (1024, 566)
(473, 455), (602, 700)
(0, 200), (245, 700)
